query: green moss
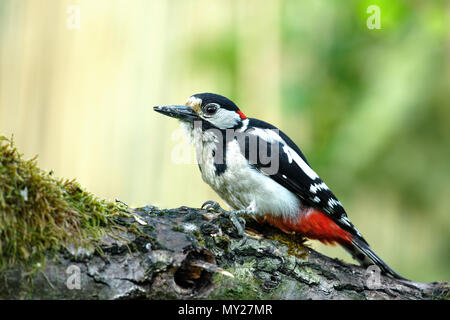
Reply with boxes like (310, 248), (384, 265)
(0, 136), (128, 271)
(212, 235), (230, 251)
(269, 232), (309, 260)
(171, 225), (184, 232)
(192, 229), (201, 238)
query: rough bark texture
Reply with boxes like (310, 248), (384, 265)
(1, 206), (448, 300)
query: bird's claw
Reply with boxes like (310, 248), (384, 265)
(201, 200), (228, 215)
(201, 200), (220, 211)
(201, 200), (247, 244)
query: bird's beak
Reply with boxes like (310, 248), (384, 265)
(153, 105), (199, 122)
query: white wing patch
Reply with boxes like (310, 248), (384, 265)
(249, 128), (284, 144)
(340, 216), (352, 227)
(339, 216), (362, 236)
(309, 182), (329, 193)
(247, 127), (319, 180)
(282, 145), (319, 180)
(328, 198), (342, 208)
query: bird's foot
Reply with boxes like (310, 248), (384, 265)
(201, 200), (228, 215)
(201, 200), (247, 245)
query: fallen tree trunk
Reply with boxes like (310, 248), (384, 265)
(1, 205), (448, 300)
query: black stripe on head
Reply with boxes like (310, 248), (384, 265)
(192, 93), (240, 112)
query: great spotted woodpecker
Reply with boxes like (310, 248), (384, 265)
(154, 92), (405, 279)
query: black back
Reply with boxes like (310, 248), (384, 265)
(237, 118), (365, 240)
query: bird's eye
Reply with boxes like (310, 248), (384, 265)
(205, 103), (218, 115)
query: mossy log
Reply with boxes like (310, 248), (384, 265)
(1, 205), (448, 300)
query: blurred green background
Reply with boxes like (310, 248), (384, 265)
(0, 0), (448, 282)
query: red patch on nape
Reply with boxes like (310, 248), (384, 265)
(261, 209), (353, 246)
(236, 110), (247, 120)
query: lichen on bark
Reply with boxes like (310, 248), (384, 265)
(1, 205), (448, 300)
(0, 136), (448, 300)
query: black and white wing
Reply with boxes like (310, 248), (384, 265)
(237, 118), (361, 237)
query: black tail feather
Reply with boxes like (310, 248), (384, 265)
(344, 236), (408, 280)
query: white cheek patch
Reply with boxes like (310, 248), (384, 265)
(207, 109), (241, 129)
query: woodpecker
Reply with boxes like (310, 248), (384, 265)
(154, 92), (405, 279)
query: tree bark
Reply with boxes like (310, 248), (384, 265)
(1, 206), (448, 300)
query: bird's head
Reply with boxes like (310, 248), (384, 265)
(154, 93), (247, 130)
